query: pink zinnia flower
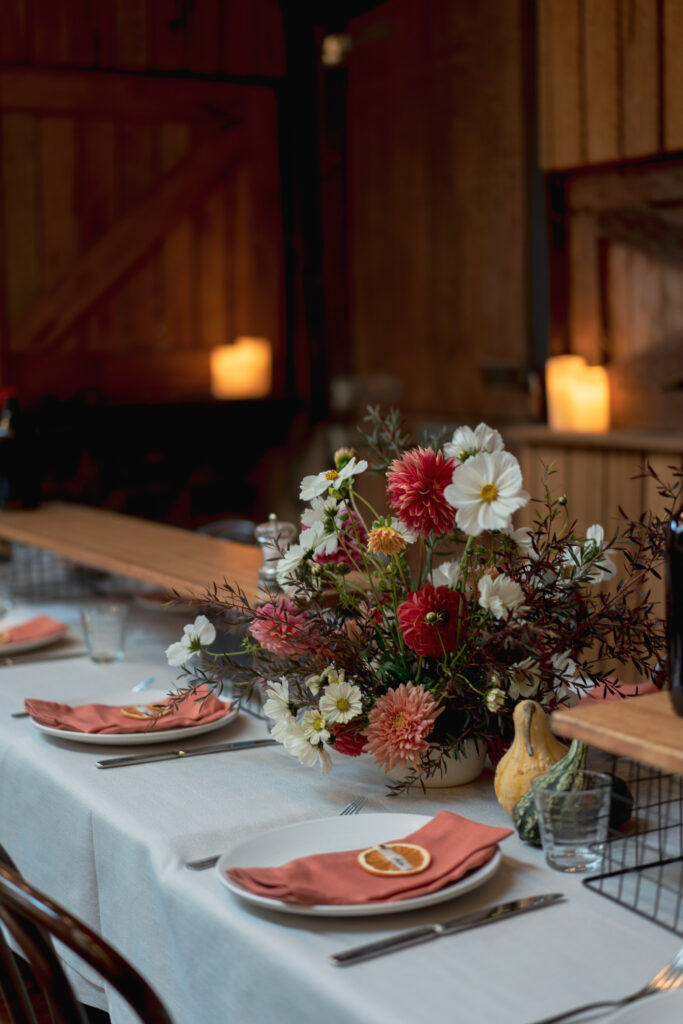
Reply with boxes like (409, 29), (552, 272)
(397, 584), (468, 657)
(313, 509), (368, 569)
(365, 683), (442, 770)
(386, 447), (456, 536)
(248, 599), (312, 656)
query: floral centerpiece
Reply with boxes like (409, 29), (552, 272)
(166, 408), (680, 790)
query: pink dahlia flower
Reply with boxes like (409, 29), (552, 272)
(386, 447), (456, 536)
(365, 683), (442, 770)
(248, 598), (313, 656)
(397, 584), (468, 657)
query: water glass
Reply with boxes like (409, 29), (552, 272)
(80, 604), (128, 663)
(532, 770), (612, 873)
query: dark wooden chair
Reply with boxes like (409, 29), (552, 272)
(0, 848), (173, 1024)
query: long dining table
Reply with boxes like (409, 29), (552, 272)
(1, 595), (681, 1024)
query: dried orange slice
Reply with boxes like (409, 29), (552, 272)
(120, 703), (171, 721)
(357, 842), (431, 876)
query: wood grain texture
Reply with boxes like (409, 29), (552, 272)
(9, 127), (243, 352)
(551, 691), (683, 775)
(0, 502), (263, 602)
(536, 0), (582, 168)
(584, 0), (618, 163)
(663, 0), (683, 149)
(620, 0), (660, 158)
(1, 114), (41, 332)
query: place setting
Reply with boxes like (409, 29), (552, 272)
(0, 611), (81, 664)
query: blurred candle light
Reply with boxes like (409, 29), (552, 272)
(545, 355), (587, 430)
(545, 355), (610, 433)
(210, 338), (272, 399)
(571, 364), (610, 433)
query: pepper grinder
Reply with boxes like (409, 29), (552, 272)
(255, 513), (296, 588)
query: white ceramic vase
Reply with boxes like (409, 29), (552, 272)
(384, 739), (487, 788)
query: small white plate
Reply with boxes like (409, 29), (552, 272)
(604, 989), (683, 1023)
(30, 688), (239, 746)
(0, 624), (70, 657)
(217, 812), (502, 917)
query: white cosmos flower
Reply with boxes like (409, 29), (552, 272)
(275, 522), (328, 593)
(444, 450), (529, 536)
(263, 677), (292, 722)
(281, 718), (332, 773)
(477, 573), (525, 620)
(584, 524), (617, 582)
(432, 559), (461, 588)
(299, 456), (368, 502)
(443, 422), (505, 463)
(301, 497), (348, 556)
(165, 614), (216, 666)
(507, 657), (541, 699)
(301, 708), (330, 745)
(319, 679), (363, 724)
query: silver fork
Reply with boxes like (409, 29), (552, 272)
(185, 795), (367, 870)
(528, 946), (683, 1024)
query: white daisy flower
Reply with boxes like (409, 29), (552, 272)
(432, 559), (461, 588)
(477, 573), (526, 620)
(165, 614), (216, 666)
(319, 679), (363, 723)
(444, 450), (529, 536)
(301, 707), (330, 745)
(299, 456), (368, 502)
(507, 657), (541, 699)
(263, 677), (292, 722)
(443, 422), (505, 463)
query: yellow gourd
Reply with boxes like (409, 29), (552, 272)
(494, 700), (569, 817)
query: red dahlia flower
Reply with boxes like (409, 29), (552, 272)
(397, 584), (468, 657)
(386, 447), (457, 536)
(330, 720), (367, 757)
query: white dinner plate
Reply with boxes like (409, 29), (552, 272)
(217, 812), (502, 917)
(0, 624), (70, 657)
(603, 989), (683, 1023)
(30, 688), (239, 746)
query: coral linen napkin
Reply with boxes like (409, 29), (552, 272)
(24, 685), (232, 735)
(0, 615), (68, 645)
(225, 811), (512, 906)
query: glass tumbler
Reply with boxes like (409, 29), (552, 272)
(532, 770), (612, 873)
(80, 604), (128, 663)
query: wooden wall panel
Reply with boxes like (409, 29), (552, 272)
(584, 0), (619, 164)
(620, 0), (660, 159)
(538, 0), (671, 169)
(347, 0), (529, 421)
(2, 115), (41, 331)
(663, 0), (683, 149)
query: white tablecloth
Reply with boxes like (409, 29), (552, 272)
(0, 600), (680, 1024)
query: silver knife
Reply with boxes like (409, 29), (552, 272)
(329, 893), (565, 966)
(95, 738), (278, 769)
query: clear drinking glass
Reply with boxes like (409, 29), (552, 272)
(531, 769), (612, 873)
(80, 604), (128, 663)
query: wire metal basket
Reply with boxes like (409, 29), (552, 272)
(584, 750), (683, 938)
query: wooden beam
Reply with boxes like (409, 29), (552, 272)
(596, 203), (683, 266)
(9, 128), (243, 352)
(0, 66), (245, 124)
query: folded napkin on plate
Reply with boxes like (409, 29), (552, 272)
(24, 685), (232, 735)
(225, 811), (512, 906)
(0, 615), (68, 645)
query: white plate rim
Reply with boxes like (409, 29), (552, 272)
(0, 625), (70, 656)
(602, 988), (683, 1024)
(30, 688), (239, 746)
(216, 812), (503, 917)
